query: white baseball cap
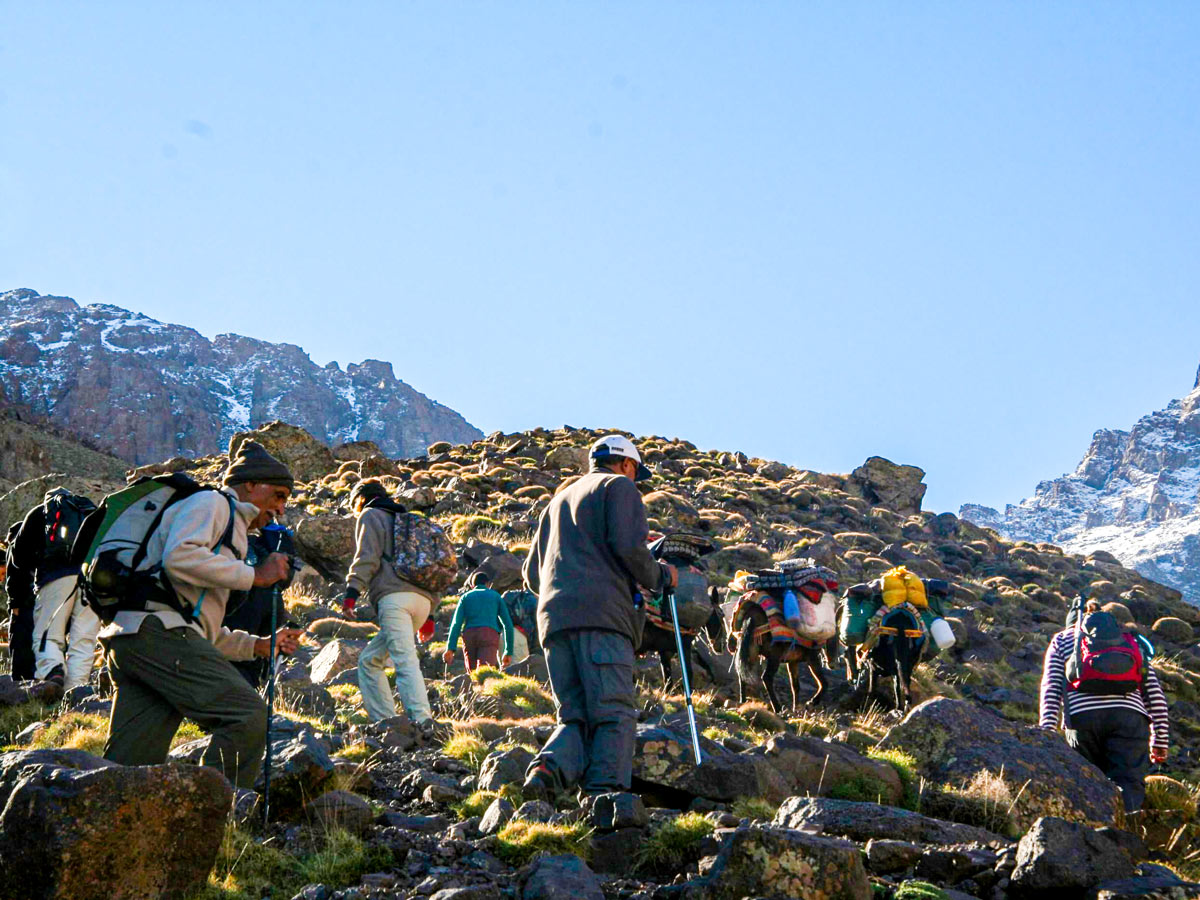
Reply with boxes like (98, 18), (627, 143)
(589, 434), (652, 482)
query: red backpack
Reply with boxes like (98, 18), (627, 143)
(1066, 611), (1145, 695)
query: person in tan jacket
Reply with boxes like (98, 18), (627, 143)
(101, 442), (302, 789)
(341, 479), (437, 726)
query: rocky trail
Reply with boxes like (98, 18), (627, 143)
(3, 422), (1200, 900)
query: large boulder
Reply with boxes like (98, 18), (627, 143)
(696, 824), (871, 900)
(333, 440), (383, 462)
(750, 733), (903, 805)
(478, 747), (535, 792)
(632, 723), (790, 804)
(876, 697), (1123, 828)
(523, 854), (603, 900)
(1095, 871), (1200, 900)
(229, 423), (337, 484)
(0, 750), (231, 900)
(849, 457), (927, 515)
(773, 797), (1006, 846)
(293, 514), (357, 582)
(1009, 816), (1135, 897)
(256, 732), (335, 818)
(305, 789), (373, 835)
(543, 445), (589, 473)
(308, 639), (364, 685)
(0, 675), (65, 707)
(476, 549), (525, 593)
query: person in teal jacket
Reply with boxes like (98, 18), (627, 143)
(442, 572), (516, 671)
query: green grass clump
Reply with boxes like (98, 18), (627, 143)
(730, 796), (778, 821)
(335, 741), (374, 764)
(470, 665), (504, 685)
(736, 702), (786, 733)
(454, 790), (500, 820)
(192, 825), (392, 900)
(442, 732), (490, 771)
(829, 773), (895, 804)
(300, 827), (392, 887)
(454, 782), (524, 820)
(894, 881), (948, 900)
(0, 700), (51, 746)
(494, 821), (591, 866)
(635, 812), (715, 874)
(1144, 776), (1199, 815)
(481, 675), (556, 715)
(920, 769), (1022, 838)
(450, 515), (505, 543)
(327, 684), (363, 705)
(26, 712), (109, 756)
(867, 747), (920, 810)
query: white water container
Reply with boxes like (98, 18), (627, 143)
(929, 616), (956, 651)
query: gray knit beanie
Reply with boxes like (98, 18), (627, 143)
(223, 441), (295, 489)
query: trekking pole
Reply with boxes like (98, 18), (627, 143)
(666, 586), (703, 765)
(261, 525), (287, 829)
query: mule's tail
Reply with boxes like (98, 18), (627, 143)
(735, 611), (763, 687)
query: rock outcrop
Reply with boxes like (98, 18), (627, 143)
(0, 288), (482, 464)
(876, 698), (1124, 829)
(0, 749), (231, 900)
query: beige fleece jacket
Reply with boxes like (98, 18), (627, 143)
(98, 487), (261, 660)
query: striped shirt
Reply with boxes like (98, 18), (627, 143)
(1039, 629), (1169, 749)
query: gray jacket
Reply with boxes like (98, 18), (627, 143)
(523, 471), (668, 645)
(346, 502), (436, 605)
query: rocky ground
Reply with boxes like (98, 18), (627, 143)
(3, 422), (1200, 900)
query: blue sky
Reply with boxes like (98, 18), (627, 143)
(2, 3), (1199, 514)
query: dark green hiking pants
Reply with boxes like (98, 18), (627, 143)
(102, 616), (268, 789)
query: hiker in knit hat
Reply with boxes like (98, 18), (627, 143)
(224, 440), (296, 490)
(100, 439), (303, 789)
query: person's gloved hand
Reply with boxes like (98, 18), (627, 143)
(502, 655), (512, 667)
(1151, 746), (1168, 764)
(418, 619), (436, 643)
(442, 649), (455, 664)
(341, 588), (360, 620)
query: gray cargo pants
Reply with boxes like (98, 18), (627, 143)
(530, 628), (637, 794)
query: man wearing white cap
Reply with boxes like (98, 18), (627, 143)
(521, 434), (677, 798)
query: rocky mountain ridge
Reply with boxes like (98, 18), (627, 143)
(4, 422), (1200, 899)
(961, 363), (1200, 604)
(0, 288), (482, 465)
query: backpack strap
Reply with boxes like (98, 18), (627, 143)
(217, 494), (241, 560)
(131, 489), (242, 572)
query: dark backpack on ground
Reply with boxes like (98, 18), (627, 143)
(40, 489), (96, 570)
(72, 473), (239, 624)
(1066, 611), (1145, 695)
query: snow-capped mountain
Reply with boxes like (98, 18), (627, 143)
(961, 364), (1200, 603)
(0, 289), (482, 464)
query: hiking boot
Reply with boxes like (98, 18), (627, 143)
(45, 665), (65, 686)
(522, 765), (558, 802)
